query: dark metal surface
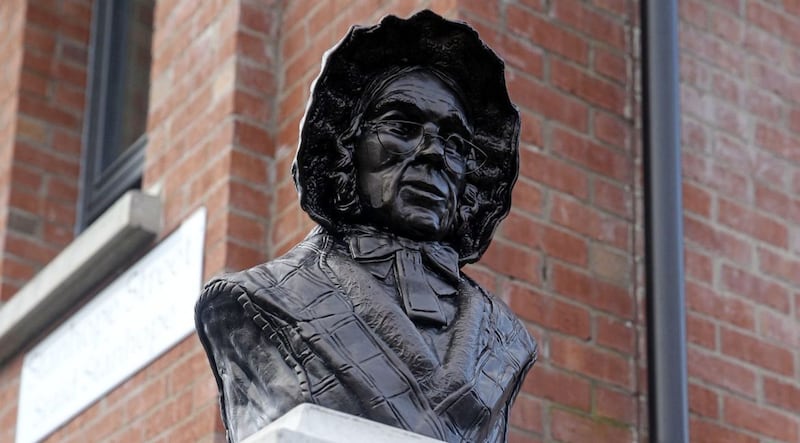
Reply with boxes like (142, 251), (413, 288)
(642, 1), (690, 442)
(196, 10), (536, 443)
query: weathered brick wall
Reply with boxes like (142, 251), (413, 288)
(464, 1), (642, 441)
(0, 0), (26, 306)
(11, 1), (799, 443)
(0, 0), (91, 302)
(680, 0), (800, 442)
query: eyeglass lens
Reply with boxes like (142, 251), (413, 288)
(370, 120), (486, 174)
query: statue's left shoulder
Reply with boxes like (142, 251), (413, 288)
(475, 283), (538, 367)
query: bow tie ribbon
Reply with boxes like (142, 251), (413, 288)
(348, 234), (460, 326)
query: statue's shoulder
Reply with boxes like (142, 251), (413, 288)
(198, 228), (331, 313)
(473, 280), (538, 365)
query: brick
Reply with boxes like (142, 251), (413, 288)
(507, 4), (590, 64)
(17, 95), (80, 128)
(689, 383), (719, 418)
(690, 418), (758, 443)
(522, 365), (591, 411)
(709, 7), (744, 43)
(593, 111), (630, 149)
(758, 247), (800, 286)
(596, 314), (634, 353)
(593, 46), (627, 84)
(712, 136), (755, 173)
(550, 58), (627, 115)
(754, 184), (799, 224)
(684, 215), (753, 266)
(551, 193), (628, 250)
(552, 262), (634, 318)
(711, 101), (748, 141)
(9, 163), (43, 191)
(551, 126), (630, 181)
(744, 89), (784, 123)
(790, 107), (800, 135)
(481, 239), (542, 283)
(550, 335), (632, 388)
(594, 386), (636, 424)
(680, 0), (708, 27)
(505, 283), (591, 339)
(553, 0), (626, 49)
(688, 347), (757, 398)
(686, 312), (716, 350)
(711, 73), (742, 106)
(228, 180), (269, 217)
(758, 309), (800, 349)
(234, 86), (274, 123)
(589, 244), (629, 284)
(686, 280), (755, 330)
(684, 247), (713, 284)
(520, 148), (589, 198)
(763, 377), (800, 414)
(225, 241), (264, 271)
(724, 395), (799, 442)
(167, 351), (211, 393)
(227, 211), (266, 247)
(229, 146), (269, 184)
(142, 390), (194, 440)
(508, 73), (590, 131)
(502, 214), (586, 265)
(551, 408), (632, 443)
(721, 327), (794, 376)
(510, 179), (544, 216)
(754, 123), (800, 164)
(680, 25), (745, 77)
(743, 27), (784, 65)
(540, 224), (589, 266)
(519, 110), (544, 147)
(508, 394), (543, 434)
(593, 179), (631, 219)
(516, 0), (547, 13)
(747, 0), (800, 46)
(721, 264), (791, 313)
(470, 22), (545, 77)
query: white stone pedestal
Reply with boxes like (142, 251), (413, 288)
(242, 404), (444, 443)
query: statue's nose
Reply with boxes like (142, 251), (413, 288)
(416, 124), (448, 163)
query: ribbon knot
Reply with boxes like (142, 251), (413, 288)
(348, 232), (460, 326)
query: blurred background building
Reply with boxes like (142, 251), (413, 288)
(0, 0), (797, 442)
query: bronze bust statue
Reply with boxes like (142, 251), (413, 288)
(196, 10), (537, 443)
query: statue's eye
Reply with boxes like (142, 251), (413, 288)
(379, 120), (418, 138)
(444, 135), (467, 154)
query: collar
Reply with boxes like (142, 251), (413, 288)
(346, 227), (461, 283)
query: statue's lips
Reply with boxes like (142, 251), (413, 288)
(400, 180), (448, 202)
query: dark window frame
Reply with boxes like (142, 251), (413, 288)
(77, 0), (151, 230)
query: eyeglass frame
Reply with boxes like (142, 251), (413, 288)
(361, 118), (488, 175)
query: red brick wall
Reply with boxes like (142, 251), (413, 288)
(0, 0), (27, 306)
(465, 1), (642, 441)
(3, 0), (797, 442)
(680, 1), (800, 442)
(0, 0), (91, 301)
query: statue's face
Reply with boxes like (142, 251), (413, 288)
(354, 71), (471, 241)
